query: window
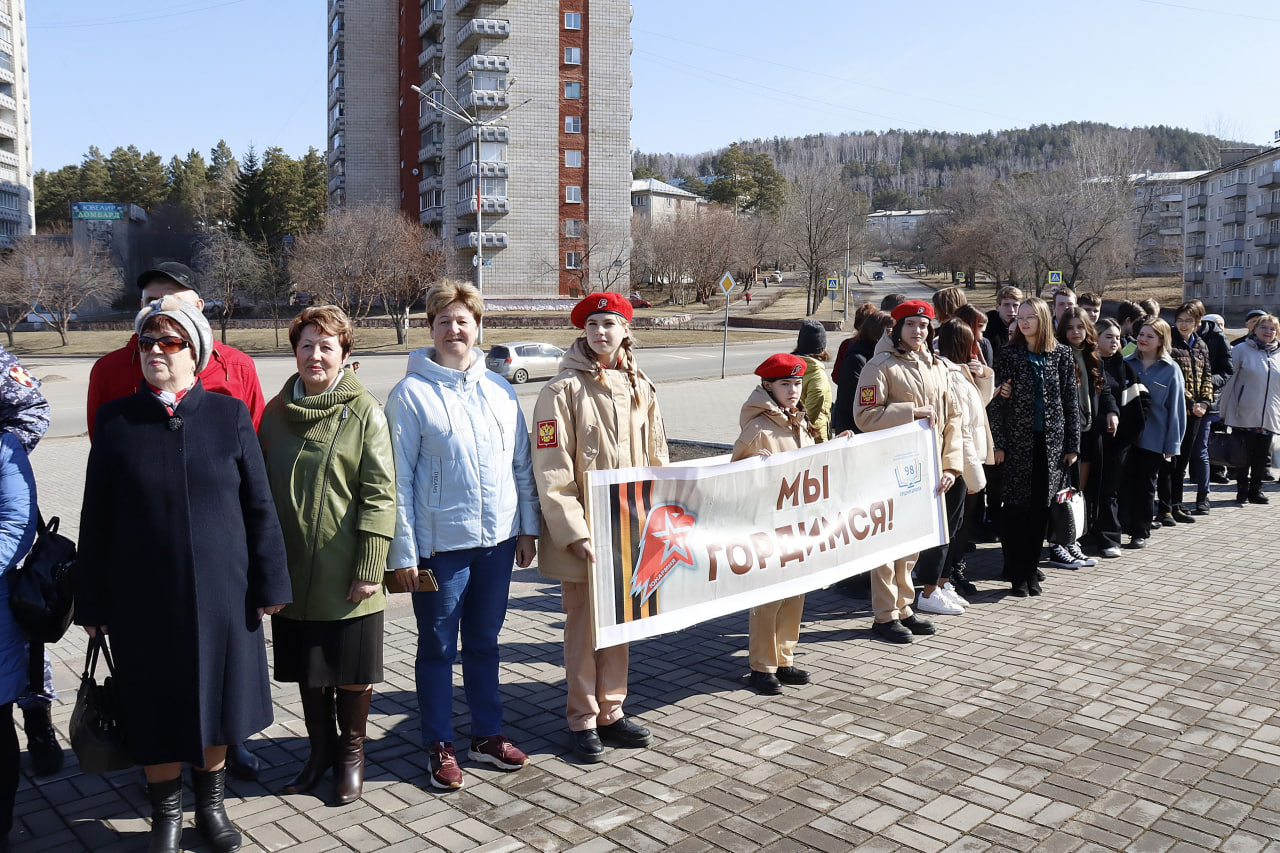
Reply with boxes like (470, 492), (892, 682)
(565, 219), (583, 237)
(566, 252), (583, 269)
(632, 196), (645, 206)
(564, 47), (581, 64)
(565, 116), (581, 133)
(566, 186), (582, 203)
(564, 81), (581, 99)
(565, 150), (582, 168)
(565, 12), (582, 29)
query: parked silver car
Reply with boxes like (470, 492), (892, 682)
(485, 341), (566, 384)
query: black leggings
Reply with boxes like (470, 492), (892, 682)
(945, 490), (983, 571)
(912, 475), (966, 586)
(1233, 431), (1273, 494)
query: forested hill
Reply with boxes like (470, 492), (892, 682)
(634, 122), (1235, 203)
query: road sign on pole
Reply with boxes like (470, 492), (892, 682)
(719, 271), (737, 296)
(827, 277), (839, 292)
(719, 271), (736, 379)
(1048, 270), (1063, 289)
(956, 271), (966, 283)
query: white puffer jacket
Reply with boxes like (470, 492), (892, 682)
(942, 359), (995, 491)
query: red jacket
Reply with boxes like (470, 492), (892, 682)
(86, 335), (265, 440)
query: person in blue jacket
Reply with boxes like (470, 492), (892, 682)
(1121, 318), (1186, 549)
(0, 431), (40, 853)
(385, 280), (540, 792)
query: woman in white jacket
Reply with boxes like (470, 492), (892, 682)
(936, 319), (994, 600)
(1219, 313), (1280, 504)
(385, 281), (540, 791)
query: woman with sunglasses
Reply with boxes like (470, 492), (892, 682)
(74, 297), (291, 853)
(987, 297), (1080, 596)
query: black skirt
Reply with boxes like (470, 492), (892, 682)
(272, 612), (384, 687)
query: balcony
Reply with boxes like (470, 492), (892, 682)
(456, 54), (510, 77)
(0, 68), (13, 86)
(0, 207), (21, 224)
(327, 116), (345, 135)
(1224, 182), (1250, 199)
(456, 124), (509, 146)
(1159, 226), (1182, 237)
(327, 28), (344, 54)
(464, 90), (509, 109)
(1185, 193), (1209, 208)
(327, 86), (344, 109)
(419, 206), (443, 226)
(455, 196), (510, 217)
(418, 43), (442, 68)
(1255, 231), (1280, 247)
(1223, 211), (1247, 225)
(1256, 202), (1280, 218)
(1185, 271), (1205, 283)
(0, 150), (16, 168)
(419, 8), (443, 38)
(417, 175), (443, 195)
(1160, 193), (1184, 203)
(1185, 244), (1205, 257)
(0, 122), (16, 140)
(454, 0), (506, 11)
(1221, 238), (1247, 253)
(328, 175), (345, 194)
(1225, 266), (1245, 280)
(417, 142), (442, 162)
(456, 18), (510, 49)
(1253, 263), (1280, 277)
(454, 230), (509, 250)
(1159, 207), (1183, 217)
(1259, 171), (1280, 189)
(327, 145), (345, 165)
(457, 161), (509, 180)
(1186, 219), (1207, 233)
(418, 112), (442, 132)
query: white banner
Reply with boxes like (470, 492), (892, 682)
(586, 420), (945, 649)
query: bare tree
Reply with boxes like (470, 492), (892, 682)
(544, 220), (632, 297)
(0, 249), (32, 347)
(193, 231), (271, 343)
(778, 168), (863, 315)
(379, 220), (445, 345)
(3, 234), (120, 346)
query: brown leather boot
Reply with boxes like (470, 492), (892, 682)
(333, 686), (372, 805)
(283, 687), (336, 795)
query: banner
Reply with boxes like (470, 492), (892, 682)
(586, 420), (945, 649)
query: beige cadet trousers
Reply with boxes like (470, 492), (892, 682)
(871, 554), (918, 623)
(561, 581), (628, 731)
(749, 594), (805, 673)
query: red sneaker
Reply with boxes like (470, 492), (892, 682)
(468, 735), (529, 771)
(428, 742), (463, 789)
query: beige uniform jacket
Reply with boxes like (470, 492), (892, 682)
(531, 341), (669, 584)
(731, 384), (816, 461)
(942, 359), (995, 491)
(853, 336), (964, 475)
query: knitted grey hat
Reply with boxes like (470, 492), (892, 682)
(794, 319), (827, 357)
(134, 296), (213, 373)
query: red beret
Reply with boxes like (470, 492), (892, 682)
(891, 299), (935, 322)
(571, 292), (633, 328)
(755, 353), (807, 380)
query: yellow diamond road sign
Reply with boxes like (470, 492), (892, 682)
(718, 271), (737, 295)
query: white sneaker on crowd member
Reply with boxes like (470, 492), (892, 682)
(1046, 545), (1085, 568)
(1066, 542), (1097, 567)
(1100, 545), (1122, 559)
(917, 587), (965, 615)
(941, 581), (969, 607)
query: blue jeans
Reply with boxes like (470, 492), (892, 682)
(412, 538), (516, 744)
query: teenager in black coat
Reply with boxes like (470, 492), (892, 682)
(74, 297), (290, 853)
(1092, 319), (1151, 557)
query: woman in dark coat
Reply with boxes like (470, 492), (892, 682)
(832, 310), (893, 435)
(987, 296), (1080, 596)
(1093, 319), (1150, 557)
(74, 297), (291, 853)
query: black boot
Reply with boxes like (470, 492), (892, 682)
(333, 687), (372, 805)
(192, 767), (241, 853)
(22, 704), (64, 776)
(224, 742), (259, 782)
(145, 776), (184, 853)
(283, 687), (336, 795)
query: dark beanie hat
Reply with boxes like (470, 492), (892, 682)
(794, 320), (827, 356)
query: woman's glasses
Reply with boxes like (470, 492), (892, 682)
(138, 335), (190, 354)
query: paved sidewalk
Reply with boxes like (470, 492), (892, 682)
(11, 380), (1280, 852)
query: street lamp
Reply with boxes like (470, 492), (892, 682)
(410, 73), (530, 342)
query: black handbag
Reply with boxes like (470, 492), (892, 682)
(6, 513), (76, 644)
(69, 633), (132, 774)
(1046, 468), (1086, 545)
(1208, 429), (1249, 469)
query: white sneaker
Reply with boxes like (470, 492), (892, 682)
(941, 581), (970, 607)
(917, 587), (964, 615)
(1100, 545), (1122, 558)
(1066, 543), (1097, 567)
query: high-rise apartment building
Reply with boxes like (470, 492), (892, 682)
(0, 0), (33, 242)
(327, 0), (632, 297)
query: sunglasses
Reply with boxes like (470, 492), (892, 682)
(138, 335), (190, 354)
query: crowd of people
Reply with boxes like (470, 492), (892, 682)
(0, 265), (1277, 852)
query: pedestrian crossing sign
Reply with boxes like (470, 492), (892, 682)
(827, 277), (839, 292)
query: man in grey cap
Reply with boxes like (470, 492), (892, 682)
(86, 262), (265, 440)
(1231, 309), (1268, 347)
(84, 261), (267, 780)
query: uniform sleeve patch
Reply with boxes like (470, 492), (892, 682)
(7, 365), (34, 388)
(859, 385), (878, 406)
(536, 419), (558, 448)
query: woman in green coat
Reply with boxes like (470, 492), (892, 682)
(258, 305), (396, 805)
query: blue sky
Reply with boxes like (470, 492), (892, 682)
(27, 0), (1278, 172)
